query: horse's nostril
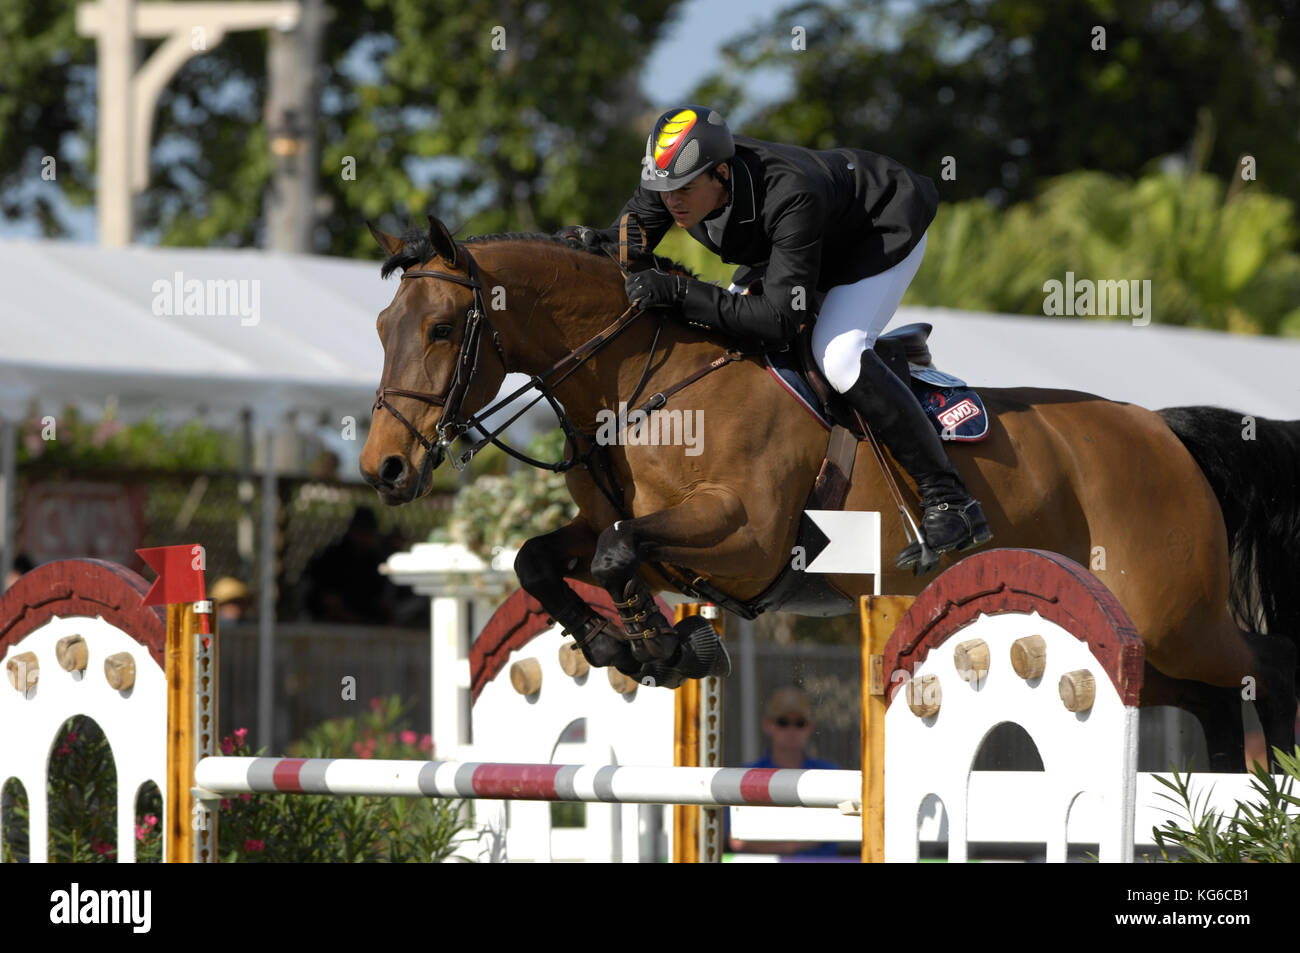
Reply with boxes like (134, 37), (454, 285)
(378, 455), (408, 488)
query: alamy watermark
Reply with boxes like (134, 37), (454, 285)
(595, 402), (703, 456)
(151, 271), (260, 326)
(1042, 272), (1151, 326)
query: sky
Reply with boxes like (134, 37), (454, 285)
(642, 0), (795, 108)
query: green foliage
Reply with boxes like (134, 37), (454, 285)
(705, 0), (1300, 210)
(2, 717), (164, 863)
(0, 0), (682, 250)
(655, 228), (733, 285)
(17, 406), (234, 470)
(905, 169), (1300, 334)
(1149, 746), (1300, 863)
(445, 429), (577, 560)
(206, 697), (470, 863)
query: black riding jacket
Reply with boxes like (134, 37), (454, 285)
(613, 135), (938, 345)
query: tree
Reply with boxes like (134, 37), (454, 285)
(0, 0), (682, 251)
(698, 0), (1300, 211)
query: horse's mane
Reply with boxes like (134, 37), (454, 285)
(379, 226), (696, 280)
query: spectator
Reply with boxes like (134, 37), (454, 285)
(4, 553), (35, 592)
(727, 685), (842, 857)
(210, 576), (254, 621)
(302, 507), (398, 624)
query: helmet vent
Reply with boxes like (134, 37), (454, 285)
(673, 139), (700, 176)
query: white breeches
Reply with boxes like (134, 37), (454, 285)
(810, 231), (928, 393)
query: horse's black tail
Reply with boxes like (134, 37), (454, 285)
(1159, 406), (1300, 662)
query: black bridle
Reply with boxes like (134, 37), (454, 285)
(371, 241), (647, 497)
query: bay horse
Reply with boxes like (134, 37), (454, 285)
(359, 217), (1300, 771)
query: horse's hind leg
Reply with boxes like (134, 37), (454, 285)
(1176, 683), (1247, 772)
(1242, 629), (1298, 769)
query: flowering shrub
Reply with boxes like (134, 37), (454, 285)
(446, 429), (577, 561)
(207, 697), (470, 863)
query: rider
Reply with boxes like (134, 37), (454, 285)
(563, 105), (991, 570)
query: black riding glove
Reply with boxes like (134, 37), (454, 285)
(557, 225), (617, 249)
(625, 271), (689, 310)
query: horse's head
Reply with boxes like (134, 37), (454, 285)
(360, 215), (509, 503)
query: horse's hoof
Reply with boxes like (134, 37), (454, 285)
(636, 662), (685, 689)
(672, 615), (732, 679)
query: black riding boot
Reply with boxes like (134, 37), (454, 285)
(842, 349), (993, 573)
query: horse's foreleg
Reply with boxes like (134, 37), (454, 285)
(590, 489), (743, 682)
(514, 519), (641, 676)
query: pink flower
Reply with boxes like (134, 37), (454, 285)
(243, 840), (265, 854)
(419, 734), (433, 752)
(92, 839), (116, 856)
(92, 417), (124, 447)
(400, 730), (417, 746)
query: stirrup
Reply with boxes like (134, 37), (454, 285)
(896, 498), (993, 575)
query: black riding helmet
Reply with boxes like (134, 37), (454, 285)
(641, 106), (735, 192)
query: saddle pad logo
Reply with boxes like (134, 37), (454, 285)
(654, 109), (698, 170)
(938, 399), (981, 431)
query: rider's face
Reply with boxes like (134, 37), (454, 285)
(661, 164), (729, 229)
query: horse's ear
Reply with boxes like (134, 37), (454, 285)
(427, 215), (459, 268)
(367, 221), (405, 257)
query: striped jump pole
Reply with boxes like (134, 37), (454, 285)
(193, 757), (863, 809)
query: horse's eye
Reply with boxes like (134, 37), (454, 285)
(429, 324), (453, 342)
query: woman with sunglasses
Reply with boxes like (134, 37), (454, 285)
(726, 686), (840, 857)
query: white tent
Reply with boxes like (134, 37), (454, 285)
(6, 238), (1293, 432)
(1, 239), (388, 424)
(903, 305), (1300, 419)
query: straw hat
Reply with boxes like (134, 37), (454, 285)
(210, 576), (252, 604)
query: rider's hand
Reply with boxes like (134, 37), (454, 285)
(557, 225), (616, 249)
(625, 271), (689, 310)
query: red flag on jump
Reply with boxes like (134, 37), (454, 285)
(137, 544), (208, 606)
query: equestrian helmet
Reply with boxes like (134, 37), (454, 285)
(641, 106), (734, 192)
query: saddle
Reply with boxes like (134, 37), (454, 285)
(799, 322), (934, 437)
(730, 267), (985, 442)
